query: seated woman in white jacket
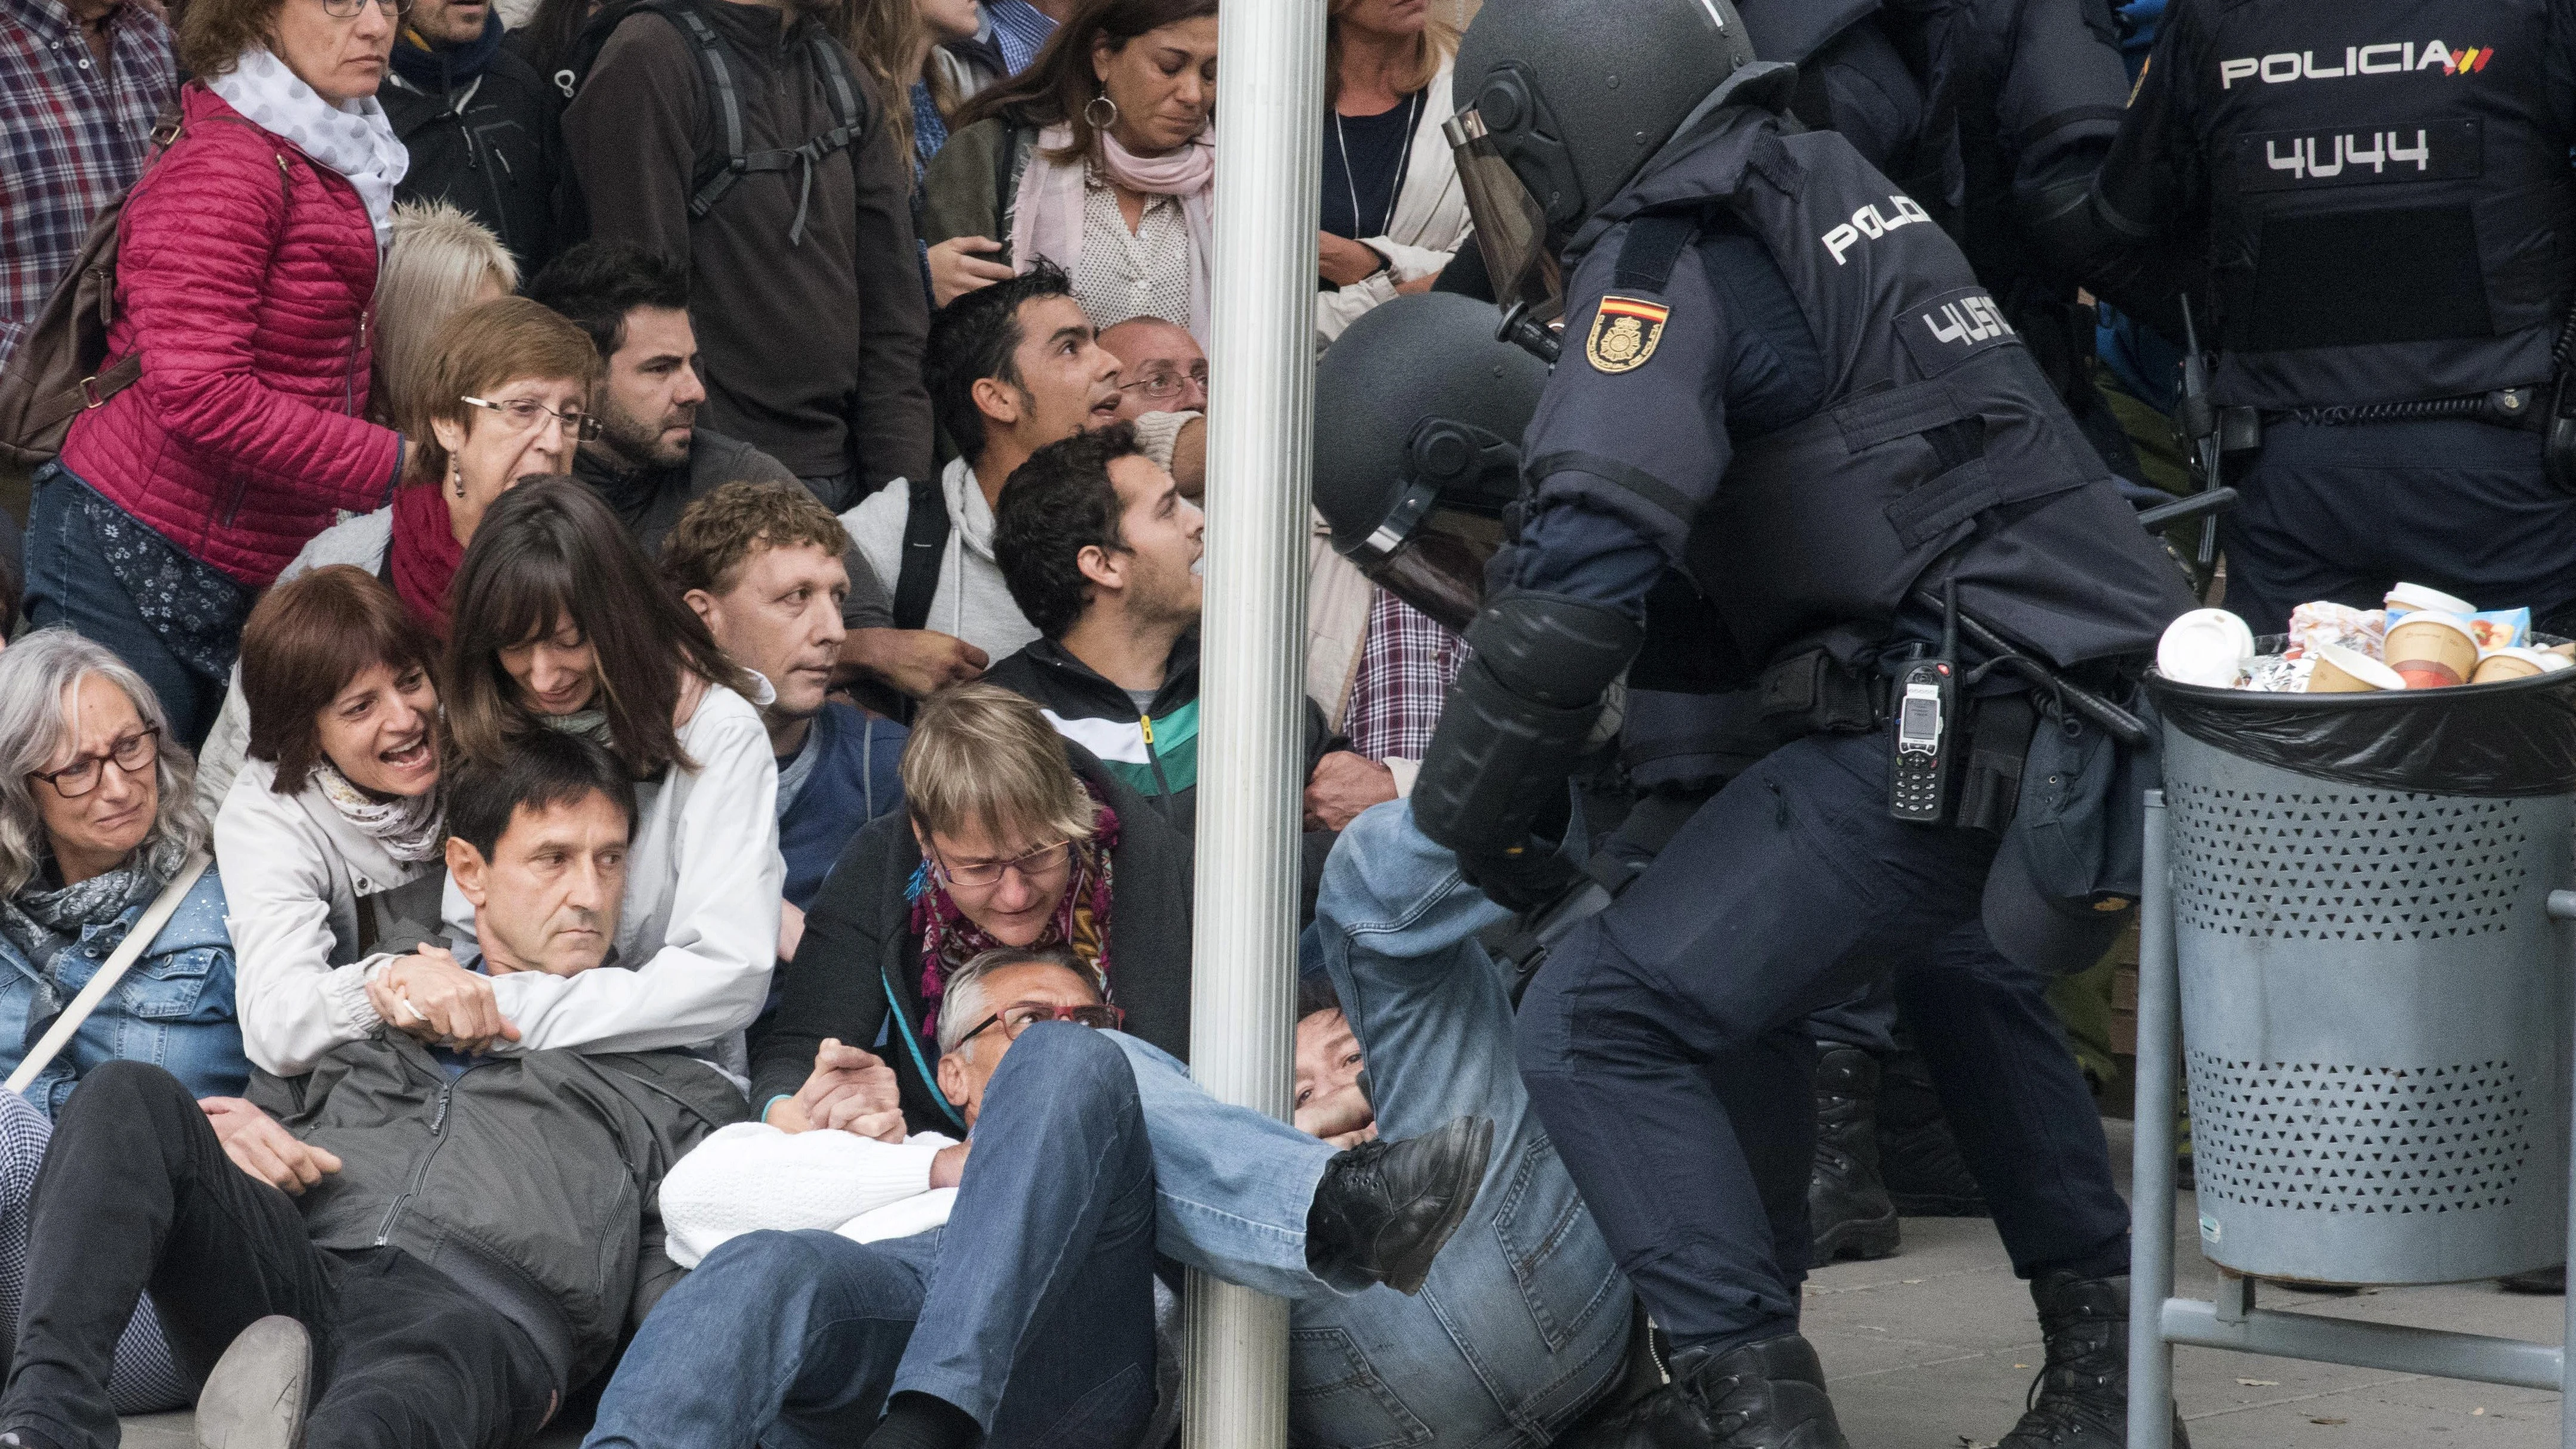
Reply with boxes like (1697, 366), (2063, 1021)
(218, 566), (462, 1077)
(431, 478), (783, 1067)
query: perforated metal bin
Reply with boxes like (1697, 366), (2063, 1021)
(2163, 726), (2574, 1284)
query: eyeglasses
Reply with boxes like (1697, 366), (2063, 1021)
(958, 1001), (1127, 1048)
(932, 841), (1073, 890)
(462, 394), (603, 441)
(1117, 366), (1209, 404)
(318, 0), (414, 18)
(29, 726), (160, 799)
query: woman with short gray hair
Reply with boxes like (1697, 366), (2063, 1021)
(0, 629), (241, 1417)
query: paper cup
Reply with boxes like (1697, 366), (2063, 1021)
(2157, 608), (2257, 688)
(2383, 611), (2479, 688)
(2308, 643), (2405, 693)
(2473, 648), (2571, 684)
(2385, 582), (2476, 617)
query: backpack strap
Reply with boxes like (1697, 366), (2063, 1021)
(661, 2), (871, 243)
(890, 474), (953, 633)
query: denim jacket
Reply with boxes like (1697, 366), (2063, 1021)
(0, 863), (250, 1116)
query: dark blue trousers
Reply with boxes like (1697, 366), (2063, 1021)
(1518, 729), (2123, 1354)
(2219, 417), (2576, 634)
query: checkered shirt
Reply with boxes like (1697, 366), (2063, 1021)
(985, 0), (1055, 75)
(0, 0), (175, 368)
(1344, 586), (1466, 761)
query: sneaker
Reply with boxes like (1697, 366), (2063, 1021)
(194, 1315), (311, 1449)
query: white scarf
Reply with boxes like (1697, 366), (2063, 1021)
(206, 47), (409, 249)
(312, 760), (445, 863)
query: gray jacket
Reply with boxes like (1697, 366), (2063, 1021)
(249, 1036), (747, 1392)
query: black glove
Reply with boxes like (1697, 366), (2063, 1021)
(1456, 837), (1583, 914)
(1414, 593), (1643, 867)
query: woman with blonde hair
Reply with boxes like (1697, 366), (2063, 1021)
(844, 0), (992, 181)
(753, 680), (1194, 1132)
(371, 199), (521, 435)
(918, 0), (1219, 329)
(1314, 0), (1467, 345)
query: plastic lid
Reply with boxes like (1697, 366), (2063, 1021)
(2386, 582), (2476, 615)
(2157, 608), (2256, 688)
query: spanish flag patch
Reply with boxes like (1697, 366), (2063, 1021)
(1586, 294), (1670, 374)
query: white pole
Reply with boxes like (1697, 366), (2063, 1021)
(1181, 0), (1326, 1441)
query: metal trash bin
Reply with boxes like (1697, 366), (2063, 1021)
(2161, 724), (2574, 1284)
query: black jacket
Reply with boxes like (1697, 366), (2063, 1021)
(750, 742), (1195, 1134)
(382, 33), (565, 273)
(249, 1037), (744, 1394)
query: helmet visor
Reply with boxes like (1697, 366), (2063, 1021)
(1446, 108), (1563, 325)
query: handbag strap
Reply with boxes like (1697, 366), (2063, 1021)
(5, 851), (213, 1097)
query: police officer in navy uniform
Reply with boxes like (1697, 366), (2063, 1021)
(1419, 0), (2199, 1441)
(2040, 1), (2576, 633)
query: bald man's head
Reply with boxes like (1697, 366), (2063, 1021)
(1101, 318), (1208, 419)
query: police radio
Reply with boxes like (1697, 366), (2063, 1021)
(1888, 579), (1958, 823)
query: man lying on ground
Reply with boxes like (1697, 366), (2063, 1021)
(600, 796), (1636, 1449)
(0, 731), (745, 1449)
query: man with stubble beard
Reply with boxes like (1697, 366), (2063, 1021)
(530, 243), (988, 702)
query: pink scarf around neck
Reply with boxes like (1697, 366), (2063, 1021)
(1010, 122), (1216, 345)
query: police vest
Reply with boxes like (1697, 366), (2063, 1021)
(1614, 106), (2191, 679)
(2193, 0), (2574, 408)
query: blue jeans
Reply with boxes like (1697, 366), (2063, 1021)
(584, 1024), (1158, 1449)
(21, 465), (227, 745)
(1110, 802), (1633, 1448)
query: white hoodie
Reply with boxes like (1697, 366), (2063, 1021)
(843, 457), (1041, 662)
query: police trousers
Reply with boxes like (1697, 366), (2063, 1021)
(1518, 729), (2128, 1353)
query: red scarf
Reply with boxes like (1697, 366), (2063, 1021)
(388, 481), (463, 639)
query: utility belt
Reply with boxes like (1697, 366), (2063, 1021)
(2215, 385), (2549, 453)
(1753, 646), (2038, 832)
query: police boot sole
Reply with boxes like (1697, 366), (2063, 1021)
(194, 1315), (309, 1449)
(1812, 1209), (1900, 1262)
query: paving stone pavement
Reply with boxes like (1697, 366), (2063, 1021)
(1810, 1119), (2568, 1448)
(116, 1120), (2569, 1447)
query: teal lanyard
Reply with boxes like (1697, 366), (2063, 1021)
(884, 969), (968, 1131)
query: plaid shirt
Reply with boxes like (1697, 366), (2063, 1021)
(0, 0), (174, 369)
(984, 0), (1055, 75)
(1345, 586), (1467, 761)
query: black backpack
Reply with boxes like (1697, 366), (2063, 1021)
(549, 0), (869, 243)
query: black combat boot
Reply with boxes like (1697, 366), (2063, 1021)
(1560, 1334), (1852, 1449)
(1875, 1046), (1988, 1218)
(1306, 1114), (1494, 1295)
(1808, 1046), (1899, 1262)
(1998, 1271), (2188, 1449)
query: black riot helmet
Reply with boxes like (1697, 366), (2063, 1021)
(1312, 293), (1551, 634)
(1449, 0), (1757, 320)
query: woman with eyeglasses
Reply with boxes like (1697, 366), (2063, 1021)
(754, 680), (1194, 1135)
(191, 296), (600, 810)
(0, 633), (243, 1417)
(435, 478), (784, 1063)
(21, 0), (418, 749)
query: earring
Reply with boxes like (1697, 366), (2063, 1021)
(450, 465), (465, 500)
(1084, 92), (1120, 131)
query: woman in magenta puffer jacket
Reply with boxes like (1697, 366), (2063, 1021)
(22, 0), (413, 744)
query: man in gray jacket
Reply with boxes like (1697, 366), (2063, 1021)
(0, 732), (747, 1449)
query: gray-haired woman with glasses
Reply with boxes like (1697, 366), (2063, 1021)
(0, 632), (240, 1418)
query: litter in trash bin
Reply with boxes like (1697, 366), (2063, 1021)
(2155, 583), (2571, 696)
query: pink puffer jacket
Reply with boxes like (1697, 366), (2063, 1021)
(61, 82), (402, 588)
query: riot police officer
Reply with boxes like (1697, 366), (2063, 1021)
(1416, 0), (2200, 1442)
(2039, 0), (2576, 633)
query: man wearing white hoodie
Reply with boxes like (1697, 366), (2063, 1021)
(843, 263), (1128, 668)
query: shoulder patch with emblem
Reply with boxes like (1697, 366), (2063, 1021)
(1586, 294), (1669, 374)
